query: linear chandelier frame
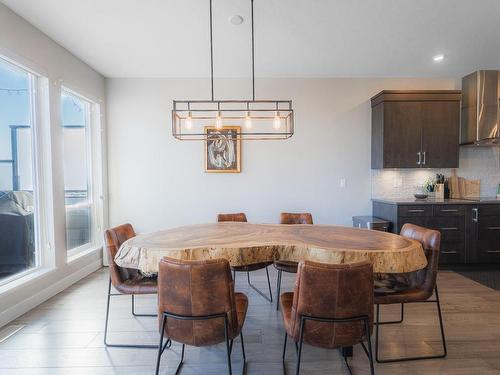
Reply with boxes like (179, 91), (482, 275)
(171, 0), (294, 141)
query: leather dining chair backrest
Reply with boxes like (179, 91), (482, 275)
(104, 223), (139, 287)
(157, 257), (240, 346)
(400, 223), (441, 297)
(280, 212), (313, 225)
(289, 260), (373, 349)
(217, 213), (248, 222)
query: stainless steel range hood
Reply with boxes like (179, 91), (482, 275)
(460, 70), (500, 146)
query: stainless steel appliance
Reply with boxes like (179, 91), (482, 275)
(461, 70), (500, 146)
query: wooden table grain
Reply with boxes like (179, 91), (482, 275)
(114, 223), (426, 274)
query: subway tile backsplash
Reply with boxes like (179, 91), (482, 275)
(371, 147), (500, 199)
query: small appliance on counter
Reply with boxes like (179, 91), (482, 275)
(352, 216), (390, 232)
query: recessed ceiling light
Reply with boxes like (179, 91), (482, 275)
(228, 15), (244, 25)
(433, 54), (445, 62)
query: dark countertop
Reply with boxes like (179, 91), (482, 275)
(372, 197), (500, 205)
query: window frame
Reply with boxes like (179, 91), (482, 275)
(61, 86), (103, 259)
(0, 55), (50, 287)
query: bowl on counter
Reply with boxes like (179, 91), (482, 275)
(414, 193), (429, 200)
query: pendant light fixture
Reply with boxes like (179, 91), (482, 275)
(172, 0), (294, 140)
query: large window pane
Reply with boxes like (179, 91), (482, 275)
(61, 90), (93, 251)
(0, 58), (39, 282)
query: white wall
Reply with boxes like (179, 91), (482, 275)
(0, 3), (106, 327)
(107, 77), (458, 232)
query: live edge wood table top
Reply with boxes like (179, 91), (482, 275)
(114, 223), (427, 274)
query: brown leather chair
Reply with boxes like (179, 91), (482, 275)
(155, 257), (248, 375)
(274, 212), (313, 310)
(280, 261), (375, 375)
(103, 223), (160, 348)
(217, 212), (273, 302)
(374, 223), (446, 363)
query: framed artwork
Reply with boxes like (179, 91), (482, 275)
(204, 126), (241, 173)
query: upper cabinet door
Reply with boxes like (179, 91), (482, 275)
(382, 101), (422, 168)
(421, 101), (460, 168)
(371, 91), (461, 170)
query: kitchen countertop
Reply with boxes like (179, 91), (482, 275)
(372, 197), (500, 205)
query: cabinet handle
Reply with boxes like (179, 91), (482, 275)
(440, 209), (459, 213)
(407, 209), (425, 213)
(417, 152), (421, 165)
(487, 250), (500, 253)
(422, 151), (426, 165)
(441, 250), (457, 254)
(487, 226), (500, 230)
(472, 208), (478, 222)
(440, 227), (458, 231)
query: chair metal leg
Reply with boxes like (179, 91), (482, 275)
(104, 278), (159, 349)
(363, 317), (376, 375)
(246, 267), (273, 303)
(276, 269), (282, 311)
(240, 332), (247, 375)
(155, 315), (167, 375)
(343, 356), (353, 375)
(295, 317), (305, 375)
(375, 303), (404, 325)
(224, 316), (233, 375)
(375, 285), (447, 363)
(282, 332), (288, 374)
(132, 294), (157, 317)
(175, 344), (185, 375)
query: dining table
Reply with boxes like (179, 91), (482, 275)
(114, 222), (427, 274)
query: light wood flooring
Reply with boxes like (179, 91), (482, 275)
(1, 267), (500, 374)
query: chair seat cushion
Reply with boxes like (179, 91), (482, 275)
(115, 275), (158, 295)
(374, 273), (433, 304)
(231, 261), (273, 272)
(280, 292), (294, 336)
(375, 287), (433, 304)
(273, 260), (298, 273)
(234, 292), (248, 337)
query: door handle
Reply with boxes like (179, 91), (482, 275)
(472, 208), (479, 222)
(407, 209), (425, 213)
(441, 250), (458, 254)
(440, 209), (459, 213)
(417, 152), (421, 165)
(422, 151), (426, 165)
(487, 226), (500, 230)
(440, 227), (458, 231)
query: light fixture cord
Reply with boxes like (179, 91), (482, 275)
(209, 0), (214, 101)
(251, 0), (255, 101)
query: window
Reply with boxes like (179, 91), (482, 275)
(0, 57), (40, 282)
(61, 89), (99, 254)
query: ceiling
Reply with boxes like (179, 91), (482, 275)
(2, 0), (500, 78)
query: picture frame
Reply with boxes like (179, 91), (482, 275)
(204, 126), (241, 173)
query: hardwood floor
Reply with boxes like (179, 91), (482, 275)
(1, 267), (500, 374)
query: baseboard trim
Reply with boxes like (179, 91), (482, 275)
(0, 259), (102, 328)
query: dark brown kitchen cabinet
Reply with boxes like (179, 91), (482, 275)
(371, 90), (461, 169)
(373, 200), (500, 265)
(472, 205), (500, 262)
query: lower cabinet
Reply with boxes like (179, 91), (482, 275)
(373, 201), (500, 265)
(473, 205), (500, 263)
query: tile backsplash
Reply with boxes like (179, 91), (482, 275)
(371, 147), (500, 199)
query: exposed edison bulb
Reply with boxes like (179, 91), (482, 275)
(186, 111), (193, 129)
(245, 111), (252, 129)
(216, 111), (223, 129)
(273, 111), (281, 129)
